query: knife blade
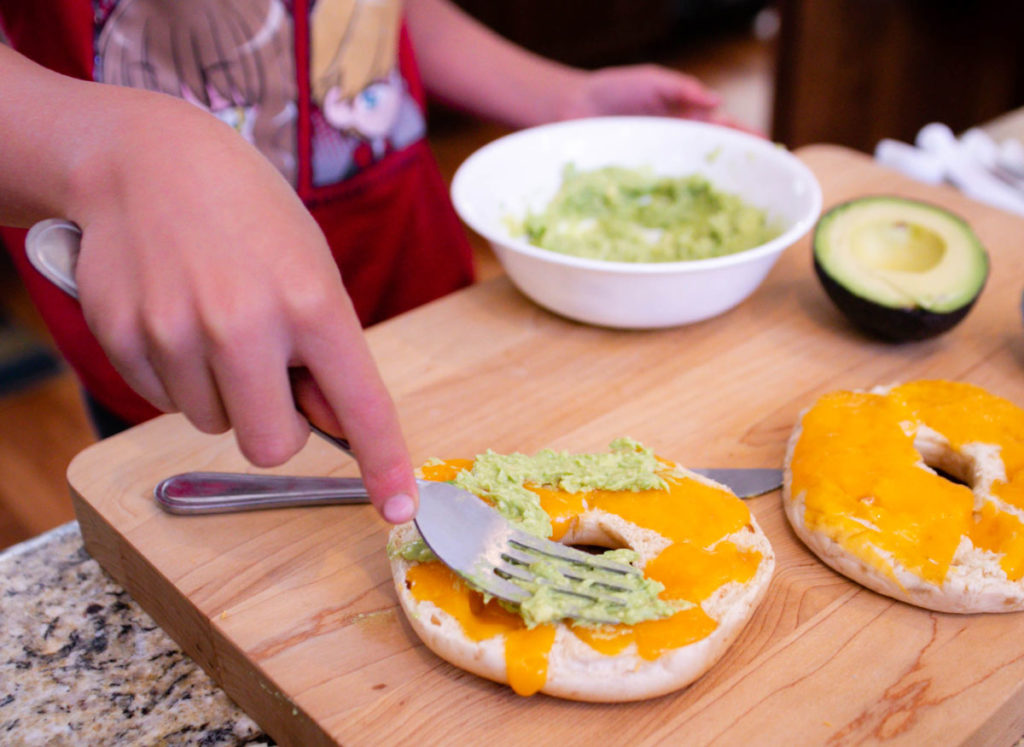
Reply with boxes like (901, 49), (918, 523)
(691, 467), (782, 498)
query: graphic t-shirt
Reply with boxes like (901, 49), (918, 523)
(0, 0), (474, 423)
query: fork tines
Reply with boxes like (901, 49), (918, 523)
(496, 531), (645, 606)
(508, 531), (640, 577)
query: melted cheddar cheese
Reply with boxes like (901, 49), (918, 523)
(789, 380), (1024, 585)
(405, 459), (761, 696)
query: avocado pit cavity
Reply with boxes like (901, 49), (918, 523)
(850, 220), (946, 274)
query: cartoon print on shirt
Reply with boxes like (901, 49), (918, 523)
(94, 0), (298, 185)
(309, 0), (425, 186)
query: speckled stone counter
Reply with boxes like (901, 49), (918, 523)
(1, 522), (273, 746)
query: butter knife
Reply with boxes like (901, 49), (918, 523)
(153, 465), (781, 515)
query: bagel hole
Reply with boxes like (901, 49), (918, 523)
(933, 467), (969, 487)
(567, 542), (627, 555)
(557, 517), (653, 568)
(914, 436), (974, 488)
(559, 523), (631, 555)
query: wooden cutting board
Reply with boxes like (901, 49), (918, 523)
(68, 146), (1024, 746)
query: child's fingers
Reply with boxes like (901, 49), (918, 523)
(77, 283), (176, 414)
(210, 342), (310, 468)
(290, 367), (345, 439)
(660, 72), (720, 111)
(140, 306), (232, 435)
(300, 317), (418, 524)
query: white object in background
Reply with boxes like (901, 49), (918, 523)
(955, 179), (1024, 218)
(959, 128), (1000, 171)
(915, 121), (961, 157)
(998, 138), (1024, 178)
(916, 122), (1024, 218)
(450, 117), (822, 330)
(874, 139), (944, 184)
(960, 127), (1024, 190)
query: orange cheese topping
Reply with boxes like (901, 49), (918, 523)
(789, 380), (1024, 585)
(405, 459), (761, 695)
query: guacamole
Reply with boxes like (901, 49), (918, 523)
(510, 164), (779, 263)
(390, 438), (688, 627)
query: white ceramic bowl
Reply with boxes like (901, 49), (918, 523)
(450, 116), (822, 329)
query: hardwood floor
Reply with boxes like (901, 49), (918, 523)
(0, 18), (774, 551)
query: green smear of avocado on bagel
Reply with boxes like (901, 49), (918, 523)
(390, 438), (687, 627)
(511, 164), (779, 263)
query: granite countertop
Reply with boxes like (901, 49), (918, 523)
(1, 522), (272, 746)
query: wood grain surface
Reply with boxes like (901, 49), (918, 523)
(68, 145), (1024, 746)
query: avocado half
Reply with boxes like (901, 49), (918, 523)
(813, 196), (988, 341)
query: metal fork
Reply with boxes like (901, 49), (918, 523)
(280, 435), (665, 623)
(408, 474), (644, 614)
(26, 218), (645, 622)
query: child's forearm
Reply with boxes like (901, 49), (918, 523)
(0, 44), (208, 228)
(0, 44), (88, 226)
(404, 0), (585, 129)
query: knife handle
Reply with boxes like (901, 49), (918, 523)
(154, 472), (371, 515)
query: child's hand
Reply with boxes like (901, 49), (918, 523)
(560, 64), (719, 119)
(558, 64), (763, 136)
(64, 89), (417, 524)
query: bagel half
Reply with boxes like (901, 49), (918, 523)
(784, 380), (1024, 613)
(388, 440), (774, 702)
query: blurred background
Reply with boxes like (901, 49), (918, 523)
(3, 0), (1024, 549)
(441, 0), (1024, 152)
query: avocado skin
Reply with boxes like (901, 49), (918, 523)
(813, 255), (979, 341)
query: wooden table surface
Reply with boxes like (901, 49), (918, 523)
(68, 145), (1024, 746)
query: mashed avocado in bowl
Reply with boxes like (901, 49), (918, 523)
(450, 116), (822, 328)
(510, 164), (780, 264)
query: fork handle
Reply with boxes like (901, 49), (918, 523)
(154, 472), (372, 514)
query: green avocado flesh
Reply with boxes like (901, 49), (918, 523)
(813, 196), (988, 340)
(508, 164), (780, 263)
(389, 438), (688, 627)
